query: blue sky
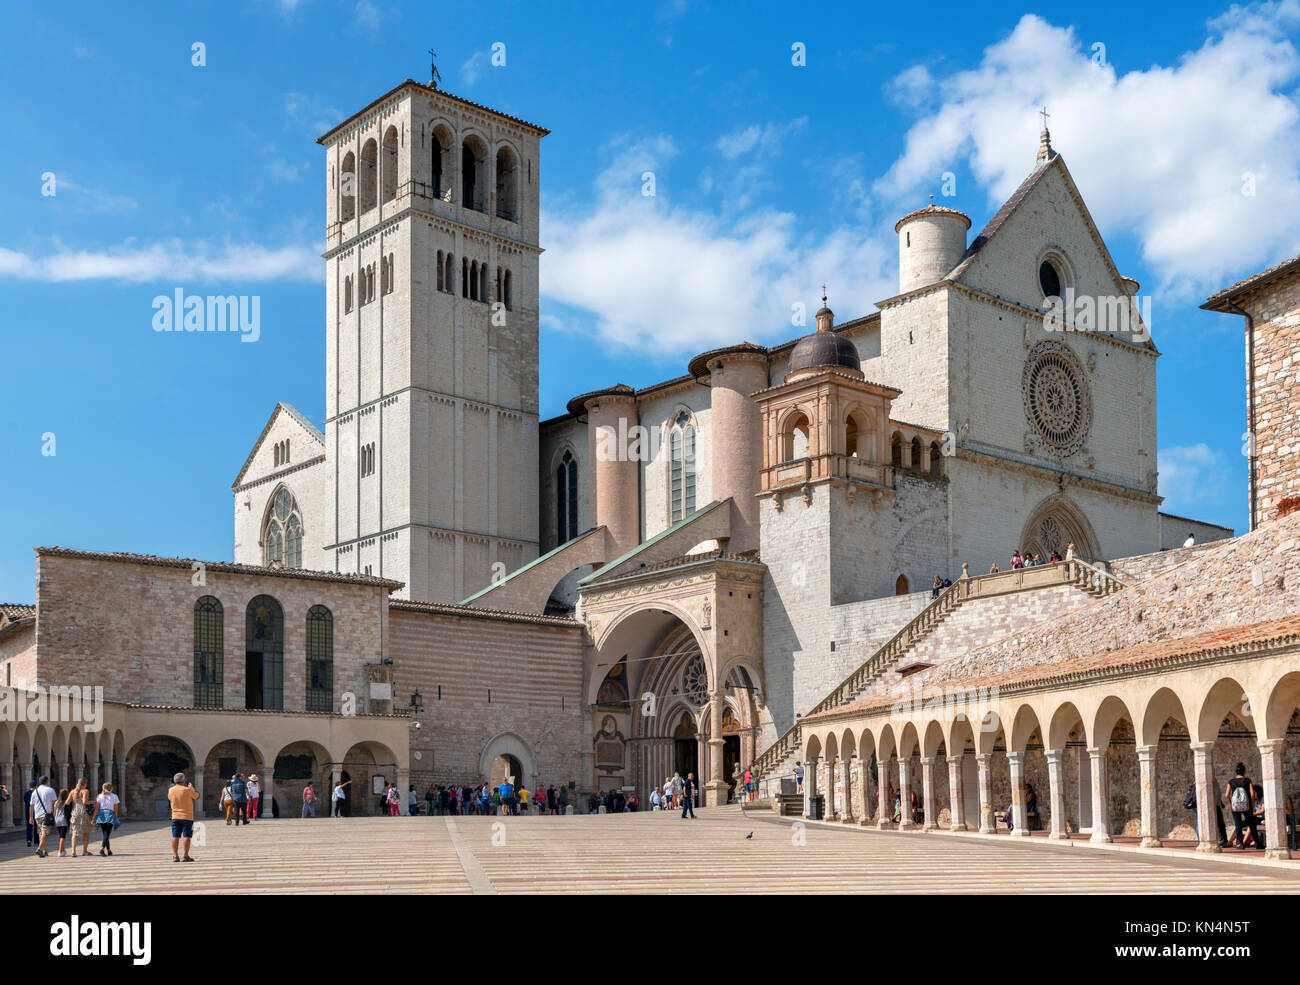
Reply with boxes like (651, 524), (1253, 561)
(2, 0), (1298, 601)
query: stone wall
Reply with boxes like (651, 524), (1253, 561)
(388, 603), (584, 793)
(1240, 272), (1300, 527)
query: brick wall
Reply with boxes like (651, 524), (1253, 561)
(388, 604), (584, 793)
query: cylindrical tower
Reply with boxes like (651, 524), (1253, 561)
(895, 203), (971, 294)
(570, 386), (640, 557)
(689, 344), (768, 553)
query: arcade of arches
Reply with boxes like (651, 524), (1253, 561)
(800, 635), (1300, 859)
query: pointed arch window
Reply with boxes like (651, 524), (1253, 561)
(193, 596), (223, 709)
(264, 487), (304, 569)
(245, 595), (284, 710)
(670, 410), (697, 524)
(557, 449), (578, 544)
(306, 605), (334, 713)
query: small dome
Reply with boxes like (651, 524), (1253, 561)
(788, 331), (861, 375)
(788, 297), (859, 375)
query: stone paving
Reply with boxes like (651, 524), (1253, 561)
(3, 808), (1300, 894)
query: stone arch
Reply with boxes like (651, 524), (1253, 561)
(844, 406), (873, 459)
(839, 728), (857, 762)
(340, 149), (357, 220)
(494, 142), (519, 220)
(359, 136), (378, 213)
(1091, 695), (1134, 750)
(1140, 686), (1190, 746)
(922, 719), (946, 758)
(461, 132), (489, 212)
(779, 408), (810, 462)
(478, 730), (537, 790)
(1009, 703), (1042, 752)
(1019, 493), (1099, 562)
(890, 430), (903, 468)
(126, 734), (197, 817)
(804, 732), (822, 764)
(430, 121), (455, 199)
(1263, 671), (1300, 740)
(1194, 676), (1255, 744)
(381, 125), (399, 203)
(1047, 700), (1086, 750)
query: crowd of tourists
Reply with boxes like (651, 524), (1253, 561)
(987, 545), (1068, 574)
(18, 775), (120, 859)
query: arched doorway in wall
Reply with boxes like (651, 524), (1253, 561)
(1019, 495), (1100, 562)
(672, 712), (698, 781)
(489, 754), (524, 788)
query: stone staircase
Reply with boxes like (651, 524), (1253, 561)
(753, 559), (1125, 796)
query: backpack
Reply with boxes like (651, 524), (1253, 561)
(1182, 787), (1196, 811)
(1230, 782), (1250, 813)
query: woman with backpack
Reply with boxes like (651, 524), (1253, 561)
(1225, 762), (1260, 850)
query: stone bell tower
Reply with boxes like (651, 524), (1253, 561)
(316, 79), (547, 602)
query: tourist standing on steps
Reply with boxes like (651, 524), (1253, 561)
(302, 781), (318, 819)
(333, 777), (351, 817)
(67, 778), (93, 857)
(29, 775), (57, 858)
(680, 773), (696, 819)
(94, 782), (119, 856)
(168, 772), (200, 862)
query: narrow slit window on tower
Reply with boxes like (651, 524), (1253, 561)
(436, 250), (444, 292)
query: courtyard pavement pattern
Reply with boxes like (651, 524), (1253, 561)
(3, 807), (1300, 894)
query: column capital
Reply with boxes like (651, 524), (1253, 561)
(1005, 750), (1025, 766)
(975, 753), (993, 767)
(919, 756), (935, 767)
(1086, 746), (1106, 759)
(1189, 741), (1215, 755)
(1136, 744), (1159, 760)
(1043, 747), (1064, 764)
(1257, 738), (1287, 755)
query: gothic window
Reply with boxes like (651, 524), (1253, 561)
(503, 269), (512, 311)
(386, 253), (395, 294)
(557, 450), (578, 543)
(380, 257), (387, 295)
(478, 263), (487, 302)
(495, 145), (518, 220)
(305, 605), (333, 713)
(340, 151), (356, 221)
(462, 256), (469, 298)
(683, 654), (708, 705)
(263, 487), (304, 569)
(669, 410), (697, 524)
(595, 660), (628, 707)
(1039, 258), (1062, 300)
(359, 138), (378, 214)
(470, 260), (479, 301)
(431, 132), (443, 198)
(193, 596), (223, 709)
(344, 275), (353, 312)
(245, 595), (284, 710)
(461, 139), (484, 212)
(360, 442), (376, 478)
(436, 251), (444, 293)
(496, 265), (502, 304)
(381, 126), (398, 204)
(781, 412), (809, 463)
(444, 252), (454, 294)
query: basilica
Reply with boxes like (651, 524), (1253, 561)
(5, 76), (1300, 857)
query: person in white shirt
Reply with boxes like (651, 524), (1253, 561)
(29, 776), (57, 858)
(246, 774), (262, 821)
(94, 782), (120, 856)
(1183, 533), (1196, 548)
(332, 778), (351, 817)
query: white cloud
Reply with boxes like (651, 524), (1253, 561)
(1158, 443), (1226, 506)
(0, 240), (320, 283)
(715, 118), (807, 159)
(460, 51), (489, 87)
(874, 4), (1300, 301)
(285, 92), (342, 137)
(542, 135), (893, 356)
(354, 0), (381, 34)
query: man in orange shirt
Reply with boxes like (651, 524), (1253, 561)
(168, 772), (202, 862)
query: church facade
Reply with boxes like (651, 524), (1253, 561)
(18, 75), (1296, 837)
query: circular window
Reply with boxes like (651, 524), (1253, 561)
(683, 655), (708, 705)
(1039, 259), (1062, 299)
(1022, 341), (1091, 455)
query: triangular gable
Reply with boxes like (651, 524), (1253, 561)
(231, 402), (325, 490)
(948, 153), (1137, 309)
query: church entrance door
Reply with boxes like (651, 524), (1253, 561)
(722, 736), (740, 802)
(673, 738), (697, 781)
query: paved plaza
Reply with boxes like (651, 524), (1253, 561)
(3, 808), (1300, 894)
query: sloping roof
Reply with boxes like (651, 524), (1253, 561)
(316, 79), (549, 144)
(35, 547), (403, 590)
(389, 598), (581, 627)
(0, 603), (35, 623)
(231, 402), (325, 490)
(1202, 253), (1300, 312)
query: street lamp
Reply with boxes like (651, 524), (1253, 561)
(409, 690), (424, 713)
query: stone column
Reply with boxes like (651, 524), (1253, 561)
(876, 759), (891, 829)
(826, 756), (837, 820)
(1191, 742), (1219, 853)
(396, 765), (409, 818)
(0, 762), (11, 825)
(856, 758), (872, 826)
(947, 755), (966, 832)
(1087, 747), (1111, 844)
(1045, 749), (1068, 840)
(897, 758), (916, 831)
(57, 762), (69, 790)
(261, 767), (275, 820)
(920, 757), (938, 832)
(1007, 751), (1029, 836)
(976, 754), (995, 834)
(89, 761), (101, 796)
(841, 757), (855, 823)
(580, 713), (595, 803)
(1258, 739), (1290, 861)
(705, 689), (727, 807)
(115, 760), (127, 816)
(1137, 745), (1162, 848)
(803, 757), (818, 817)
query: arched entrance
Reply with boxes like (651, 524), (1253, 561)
(478, 731), (537, 791)
(1019, 495), (1099, 561)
